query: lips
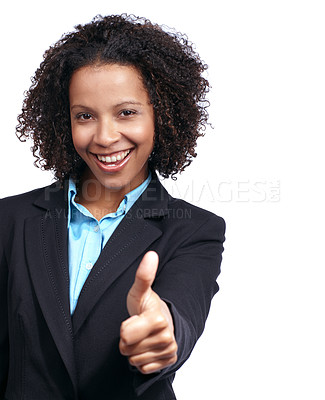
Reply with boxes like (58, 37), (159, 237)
(91, 148), (133, 172)
(96, 149), (131, 164)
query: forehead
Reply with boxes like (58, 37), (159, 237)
(69, 64), (150, 104)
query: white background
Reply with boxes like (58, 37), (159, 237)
(1, 1), (325, 399)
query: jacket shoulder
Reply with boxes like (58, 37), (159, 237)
(0, 185), (47, 207)
(0, 185), (48, 202)
(0, 182), (59, 219)
(168, 195), (225, 231)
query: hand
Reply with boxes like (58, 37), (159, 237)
(119, 251), (178, 374)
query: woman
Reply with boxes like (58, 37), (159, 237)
(0, 14), (225, 400)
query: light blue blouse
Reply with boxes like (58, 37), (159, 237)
(67, 173), (152, 315)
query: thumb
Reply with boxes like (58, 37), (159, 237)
(127, 251), (159, 316)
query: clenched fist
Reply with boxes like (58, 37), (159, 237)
(119, 251), (178, 374)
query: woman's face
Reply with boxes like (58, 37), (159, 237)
(69, 63), (155, 195)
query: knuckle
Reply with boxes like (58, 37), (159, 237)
(171, 354), (178, 364)
(120, 326), (127, 342)
(120, 320), (127, 332)
(140, 365), (151, 374)
(128, 356), (136, 366)
(119, 340), (125, 354)
(164, 341), (178, 357)
(129, 355), (143, 367)
(120, 343), (130, 356)
(169, 341), (178, 355)
(120, 334), (128, 346)
(165, 355), (177, 367)
(154, 314), (167, 329)
(120, 329), (132, 346)
(160, 330), (173, 345)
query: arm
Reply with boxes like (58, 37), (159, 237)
(156, 215), (225, 367)
(121, 214), (225, 396)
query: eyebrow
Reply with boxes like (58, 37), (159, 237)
(70, 101), (144, 111)
(115, 101), (144, 107)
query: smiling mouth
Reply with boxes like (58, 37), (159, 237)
(95, 149), (132, 164)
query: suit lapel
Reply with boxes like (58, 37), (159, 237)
(24, 181), (78, 394)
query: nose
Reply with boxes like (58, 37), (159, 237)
(93, 117), (120, 147)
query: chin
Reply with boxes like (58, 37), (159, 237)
(100, 176), (135, 192)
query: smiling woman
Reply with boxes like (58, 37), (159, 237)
(0, 14), (225, 400)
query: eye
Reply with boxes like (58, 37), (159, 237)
(120, 109), (136, 117)
(76, 113), (93, 121)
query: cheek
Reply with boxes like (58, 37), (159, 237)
(71, 127), (89, 153)
(130, 120), (155, 147)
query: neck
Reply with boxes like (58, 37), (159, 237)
(74, 170), (149, 220)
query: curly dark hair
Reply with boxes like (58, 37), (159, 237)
(16, 14), (210, 182)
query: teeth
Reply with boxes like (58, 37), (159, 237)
(97, 150), (130, 163)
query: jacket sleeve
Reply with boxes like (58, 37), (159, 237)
(133, 213), (226, 396)
(0, 205), (9, 400)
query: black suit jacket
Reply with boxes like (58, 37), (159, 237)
(0, 174), (225, 400)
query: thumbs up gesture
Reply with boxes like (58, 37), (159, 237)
(119, 251), (178, 374)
